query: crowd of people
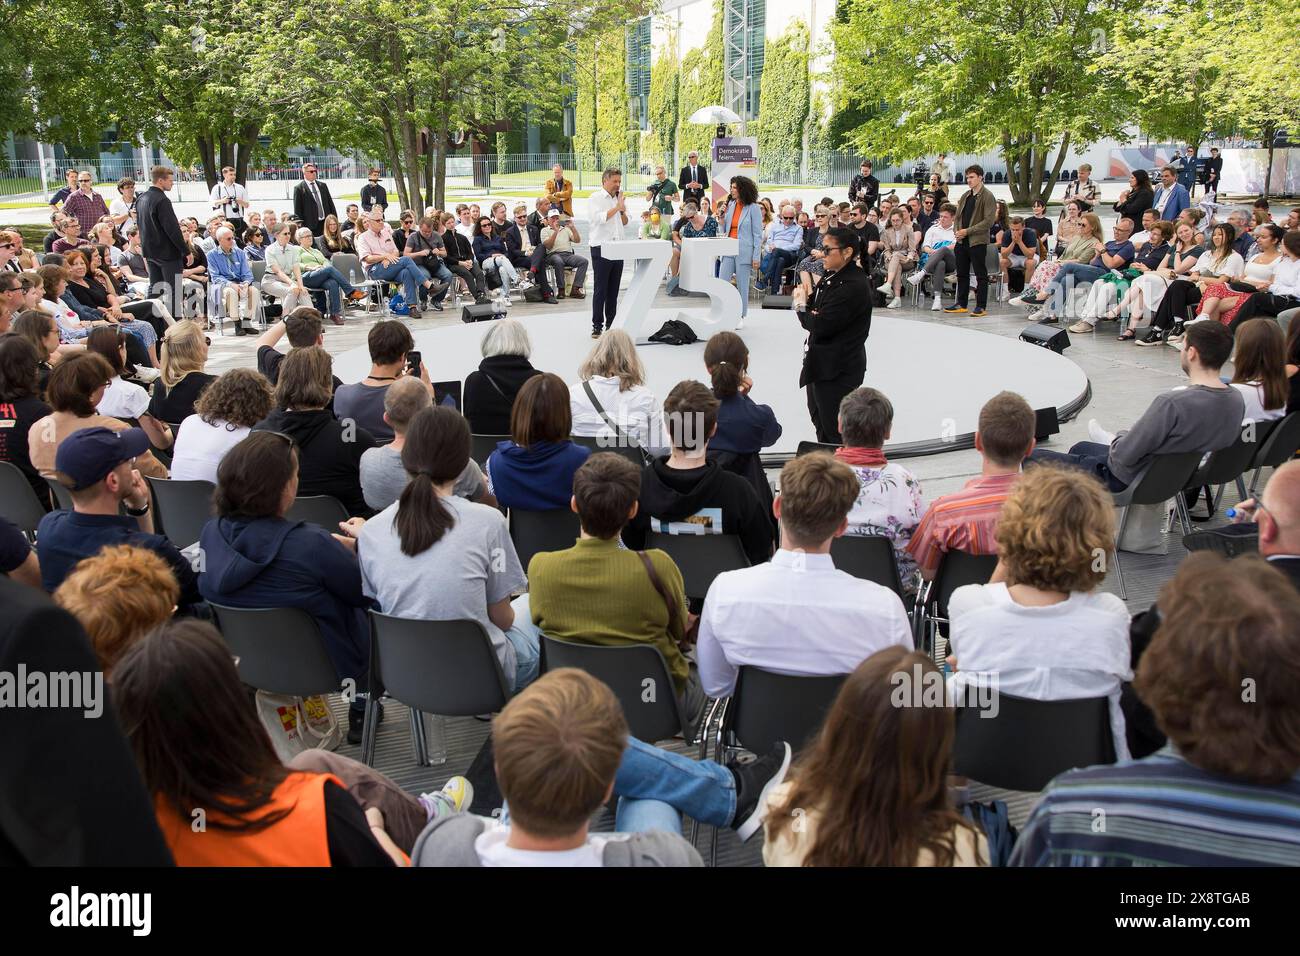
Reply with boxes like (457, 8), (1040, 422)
(1, 156), (1299, 870)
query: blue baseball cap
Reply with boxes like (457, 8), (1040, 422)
(54, 426), (152, 491)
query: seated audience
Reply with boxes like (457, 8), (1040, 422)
(697, 452), (912, 698)
(149, 320), (216, 425)
(1191, 223), (1285, 331)
(0, 333), (53, 507)
(570, 330), (665, 453)
(170, 368), (274, 484)
(439, 211), (488, 303)
(947, 464), (1132, 758)
(36, 426), (198, 604)
(30, 352), (168, 479)
(413, 669), (791, 866)
(0, 515), (40, 587)
(1233, 461), (1300, 591)
(53, 544), (179, 673)
(907, 202), (958, 311)
(1011, 552), (1300, 866)
(1229, 227), (1300, 327)
(908, 391), (1036, 580)
(354, 405), (535, 690)
(525, 452), (700, 719)
(334, 320), (428, 443)
(538, 209), (588, 298)
(997, 216), (1040, 299)
(486, 372), (589, 512)
(86, 326), (173, 450)
(463, 319), (542, 436)
(198, 431), (372, 739)
(704, 331), (782, 456)
(255, 307), (332, 387)
(1029, 323), (1243, 491)
(358, 377), (491, 512)
(624, 380), (772, 568)
(877, 208), (917, 308)
(1228, 318), (1289, 423)
(833, 387), (925, 590)
(253, 346), (375, 517)
(1027, 217), (1136, 324)
(764, 647), (987, 867)
(113, 620), (403, 866)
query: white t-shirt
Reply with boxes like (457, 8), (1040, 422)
(1231, 382), (1286, 424)
(169, 415), (251, 483)
(210, 181), (249, 220)
(97, 376), (150, 420)
(569, 375), (666, 452)
(922, 223), (956, 251)
(1193, 250), (1244, 279)
(473, 818), (612, 867)
(947, 583), (1132, 759)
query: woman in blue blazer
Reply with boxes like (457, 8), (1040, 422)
(716, 176), (765, 327)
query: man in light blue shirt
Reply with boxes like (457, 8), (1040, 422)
(758, 204), (805, 294)
(206, 226), (259, 332)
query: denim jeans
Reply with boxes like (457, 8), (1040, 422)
(368, 256), (428, 306)
(302, 266), (358, 315)
(1029, 441), (1127, 492)
(506, 594), (542, 691)
(420, 258), (453, 303)
(759, 247), (798, 292)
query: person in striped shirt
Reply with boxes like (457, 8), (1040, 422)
(1011, 552), (1300, 867)
(906, 391), (1036, 580)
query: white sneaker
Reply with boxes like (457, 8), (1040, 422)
(971, 276), (979, 289)
(887, 296), (901, 309)
(931, 294), (942, 311)
(906, 272), (925, 287)
(877, 282), (892, 294)
(998, 289), (1009, 302)
(735, 319), (745, 331)
(1088, 418), (1110, 444)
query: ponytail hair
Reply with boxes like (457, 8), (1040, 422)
(703, 331), (749, 399)
(395, 406), (471, 556)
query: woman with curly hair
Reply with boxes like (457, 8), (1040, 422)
(169, 367), (274, 483)
(947, 463), (1132, 757)
(763, 646), (987, 867)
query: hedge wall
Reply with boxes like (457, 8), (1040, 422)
(753, 19), (810, 180)
(675, 2), (724, 162)
(574, 30), (632, 165)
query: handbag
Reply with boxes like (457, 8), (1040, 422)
(581, 380), (655, 465)
(255, 691), (343, 763)
(636, 551), (698, 648)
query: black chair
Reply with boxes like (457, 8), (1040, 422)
(795, 440), (840, 457)
(953, 693), (1115, 792)
(1110, 452), (1204, 599)
(286, 494), (350, 530)
(912, 550), (998, 656)
(146, 476), (215, 547)
(569, 433), (648, 467)
(363, 612), (511, 767)
(541, 635), (688, 743)
(721, 666), (846, 757)
(0, 461), (49, 539)
(1182, 425), (1270, 521)
(1243, 412), (1300, 498)
(470, 433), (509, 469)
(45, 477), (73, 511)
(645, 531), (750, 602)
(830, 535), (905, 597)
(509, 507), (580, 569)
(209, 604), (340, 698)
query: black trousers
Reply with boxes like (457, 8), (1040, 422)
(806, 365), (866, 444)
(146, 257), (184, 318)
(1230, 292), (1299, 329)
(591, 245), (623, 333)
(1151, 280), (1201, 331)
(447, 260), (485, 299)
(954, 240), (988, 309)
(508, 248), (552, 295)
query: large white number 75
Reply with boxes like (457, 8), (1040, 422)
(603, 237), (740, 343)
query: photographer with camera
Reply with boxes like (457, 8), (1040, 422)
(645, 166), (679, 241)
(849, 160), (879, 209)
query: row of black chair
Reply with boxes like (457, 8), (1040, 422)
(471, 432), (646, 471)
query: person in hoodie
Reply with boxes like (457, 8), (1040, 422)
(198, 429), (373, 741)
(624, 379), (772, 569)
(485, 372), (589, 512)
(252, 346), (376, 517)
(462, 319), (543, 436)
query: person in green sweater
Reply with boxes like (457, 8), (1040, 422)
(525, 451), (705, 724)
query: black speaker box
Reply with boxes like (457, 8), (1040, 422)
(461, 303), (498, 323)
(1033, 406), (1061, 442)
(762, 294), (793, 310)
(1019, 323), (1070, 353)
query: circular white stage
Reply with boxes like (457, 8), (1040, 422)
(333, 305), (1091, 459)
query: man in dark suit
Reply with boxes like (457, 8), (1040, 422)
(135, 165), (191, 318)
(0, 574), (173, 865)
(793, 226), (872, 444)
(293, 161), (337, 236)
(678, 150), (709, 208)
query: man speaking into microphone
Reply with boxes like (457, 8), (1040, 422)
(792, 226), (872, 444)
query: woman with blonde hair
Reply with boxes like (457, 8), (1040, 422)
(148, 320), (216, 426)
(569, 328), (665, 453)
(764, 646), (987, 867)
(947, 463), (1132, 758)
(320, 213), (353, 256)
(1019, 211), (1104, 305)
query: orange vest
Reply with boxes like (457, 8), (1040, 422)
(158, 771), (339, 867)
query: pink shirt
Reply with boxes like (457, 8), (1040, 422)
(353, 228), (398, 263)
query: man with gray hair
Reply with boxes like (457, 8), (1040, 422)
(1228, 208), (1256, 259)
(757, 203), (804, 294)
(358, 376), (496, 512)
(832, 387), (925, 592)
(679, 150), (708, 207)
(206, 226), (259, 334)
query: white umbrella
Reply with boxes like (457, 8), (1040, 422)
(686, 106), (742, 125)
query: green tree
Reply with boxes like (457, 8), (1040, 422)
(646, 29), (680, 165)
(830, 0), (1136, 204)
(675, 2), (724, 161)
(573, 28), (632, 167)
(754, 20), (810, 182)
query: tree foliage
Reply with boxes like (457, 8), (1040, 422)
(675, 1), (724, 162)
(573, 27), (633, 167)
(754, 19), (810, 181)
(646, 28), (680, 165)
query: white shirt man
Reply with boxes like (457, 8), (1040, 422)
(587, 172), (627, 248)
(696, 454), (913, 698)
(586, 170), (629, 336)
(209, 167), (249, 228)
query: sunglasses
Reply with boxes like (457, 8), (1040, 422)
(782, 216), (795, 221)
(78, 179), (92, 184)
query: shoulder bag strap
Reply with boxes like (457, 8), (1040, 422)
(636, 550), (680, 639)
